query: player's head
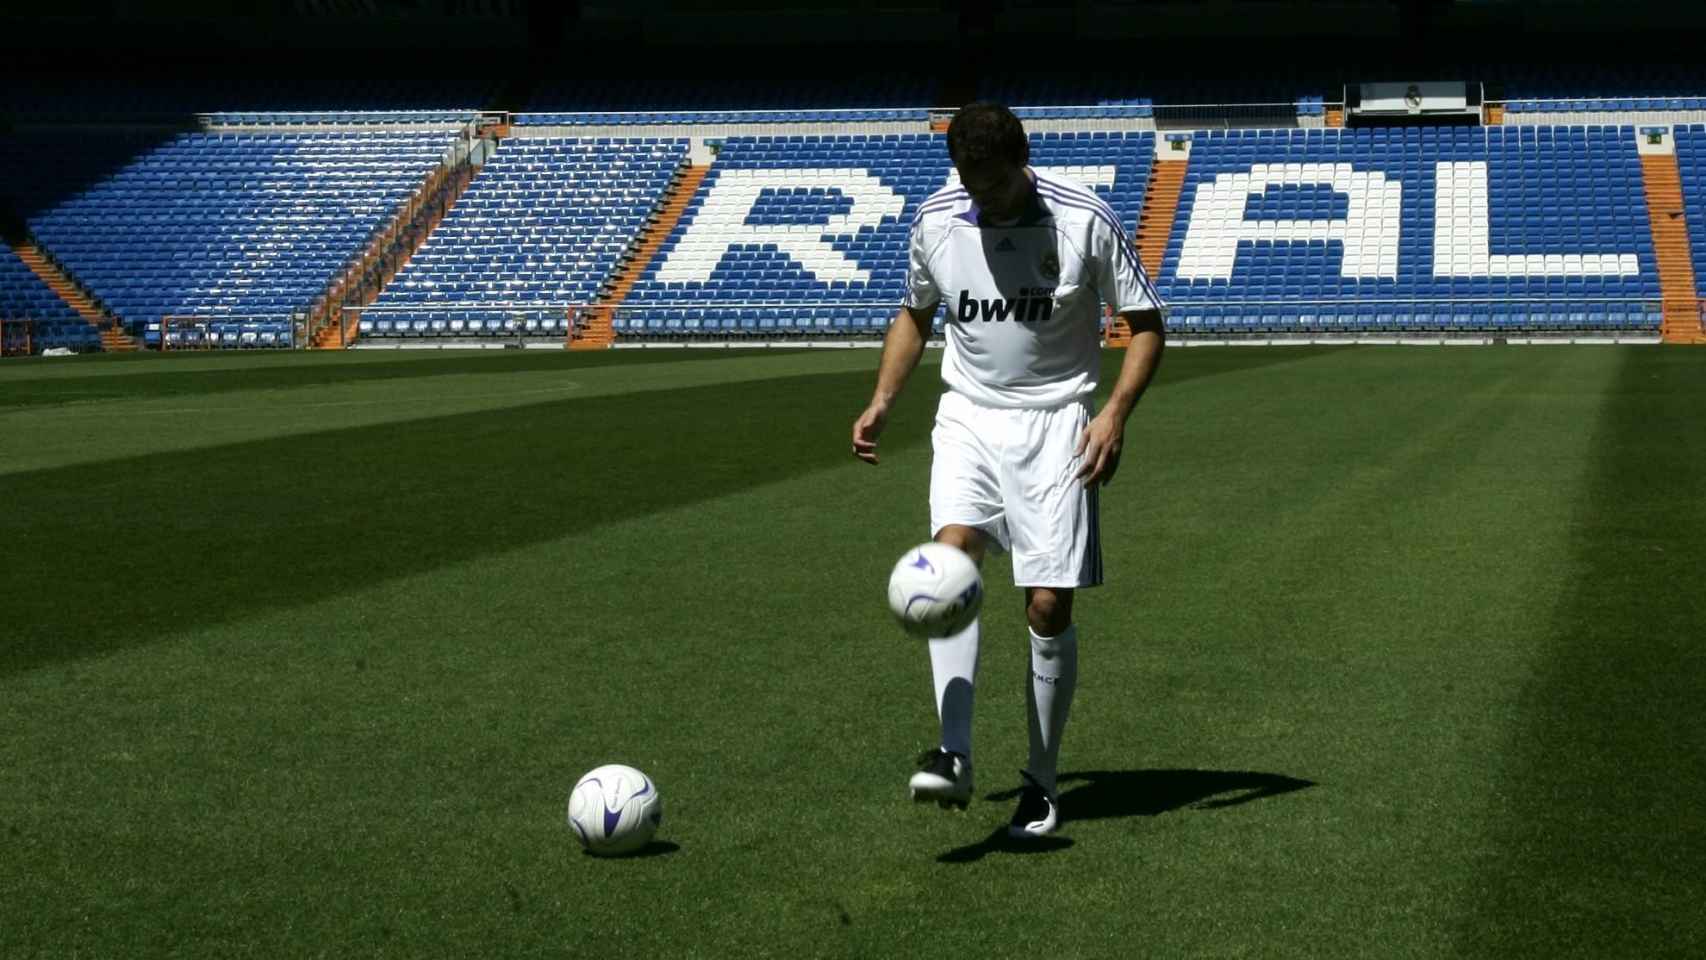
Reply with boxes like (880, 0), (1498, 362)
(947, 101), (1032, 221)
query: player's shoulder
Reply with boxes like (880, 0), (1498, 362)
(911, 183), (971, 232)
(1032, 170), (1124, 236)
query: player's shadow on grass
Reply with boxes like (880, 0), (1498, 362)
(587, 840), (680, 860)
(937, 768), (1314, 864)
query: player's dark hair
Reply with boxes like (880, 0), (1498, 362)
(946, 101), (1029, 168)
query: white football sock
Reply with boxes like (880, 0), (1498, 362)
(1025, 623), (1078, 795)
(928, 617), (980, 758)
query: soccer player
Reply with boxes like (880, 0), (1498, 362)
(851, 102), (1166, 839)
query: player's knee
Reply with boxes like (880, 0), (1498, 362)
(934, 525), (987, 566)
(1027, 607), (1071, 636)
(1026, 589), (1073, 636)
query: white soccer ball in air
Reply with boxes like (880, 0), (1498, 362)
(887, 542), (984, 639)
(567, 764), (663, 856)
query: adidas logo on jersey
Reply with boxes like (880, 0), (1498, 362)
(994, 237), (1017, 253)
(955, 287), (1056, 324)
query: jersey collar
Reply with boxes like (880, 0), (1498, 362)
(958, 168), (1050, 228)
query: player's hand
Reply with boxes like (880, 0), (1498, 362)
(852, 402), (889, 465)
(1074, 411), (1125, 487)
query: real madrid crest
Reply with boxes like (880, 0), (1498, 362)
(1040, 250), (1060, 281)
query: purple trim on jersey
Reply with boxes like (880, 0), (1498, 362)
(1035, 185), (1145, 274)
(912, 189), (970, 225)
(949, 188), (1051, 229)
(1035, 181), (1141, 271)
(1035, 173), (1126, 228)
(1034, 183), (1135, 248)
(914, 191), (969, 213)
(1033, 185), (1140, 305)
(1035, 183), (1163, 309)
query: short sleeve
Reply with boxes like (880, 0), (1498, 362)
(903, 219), (941, 311)
(1093, 215), (1165, 317)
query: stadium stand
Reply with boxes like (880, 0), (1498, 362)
(15, 130), (462, 348)
(613, 132), (1153, 339)
(13, 62), (1706, 353)
(977, 72), (1153, 119)
(979, 68), (1348, 122)
(360, 137), (688, 339)
(1159, 125), (1662, 336)
(0, 246), (95, 352)
(1493, 63), (1706, 114)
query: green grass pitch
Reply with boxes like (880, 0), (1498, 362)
(2, 344), (1704, 958)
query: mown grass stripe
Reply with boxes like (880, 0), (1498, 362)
(1459, 346), (1706, 957)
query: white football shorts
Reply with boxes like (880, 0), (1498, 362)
(928, 389), (1103, 589)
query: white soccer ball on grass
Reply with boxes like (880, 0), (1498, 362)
(567, 763), (662, 856)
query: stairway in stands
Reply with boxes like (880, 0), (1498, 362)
(309, 124), (498, 349)
(1639, 153), (1706, 344)
(572, 161), (710, 349)
(1106, 156), (1187, 347)
(6, 236), (138, 351)
(1136, 159), (1187, 277)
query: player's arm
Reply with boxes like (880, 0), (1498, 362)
(852, 303), (935, 465)
(1075, 309), (1164, 487)
(1076, 217), (1168, 487)
(854, 211), (942, 465)
(1103, 309), (1165, 422)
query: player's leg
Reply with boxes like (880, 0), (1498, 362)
(912, 394), (1004, 809)
(1009, 584), (1082, 840)
(911, 522), (987, 808)
(1002, 400), (1100, 838)
(931, 522), (989, 753)
(1026, 586), (1078, 769)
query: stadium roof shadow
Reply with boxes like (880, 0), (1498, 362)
(0, 348), (766, 409)
(1, 345), (1343, 676)
(937, 768), (1314, 864)
(0, 367), (918, 674)
(0, 125), (196, 230)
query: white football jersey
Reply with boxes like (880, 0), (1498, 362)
(904, 170), (1164, 409)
